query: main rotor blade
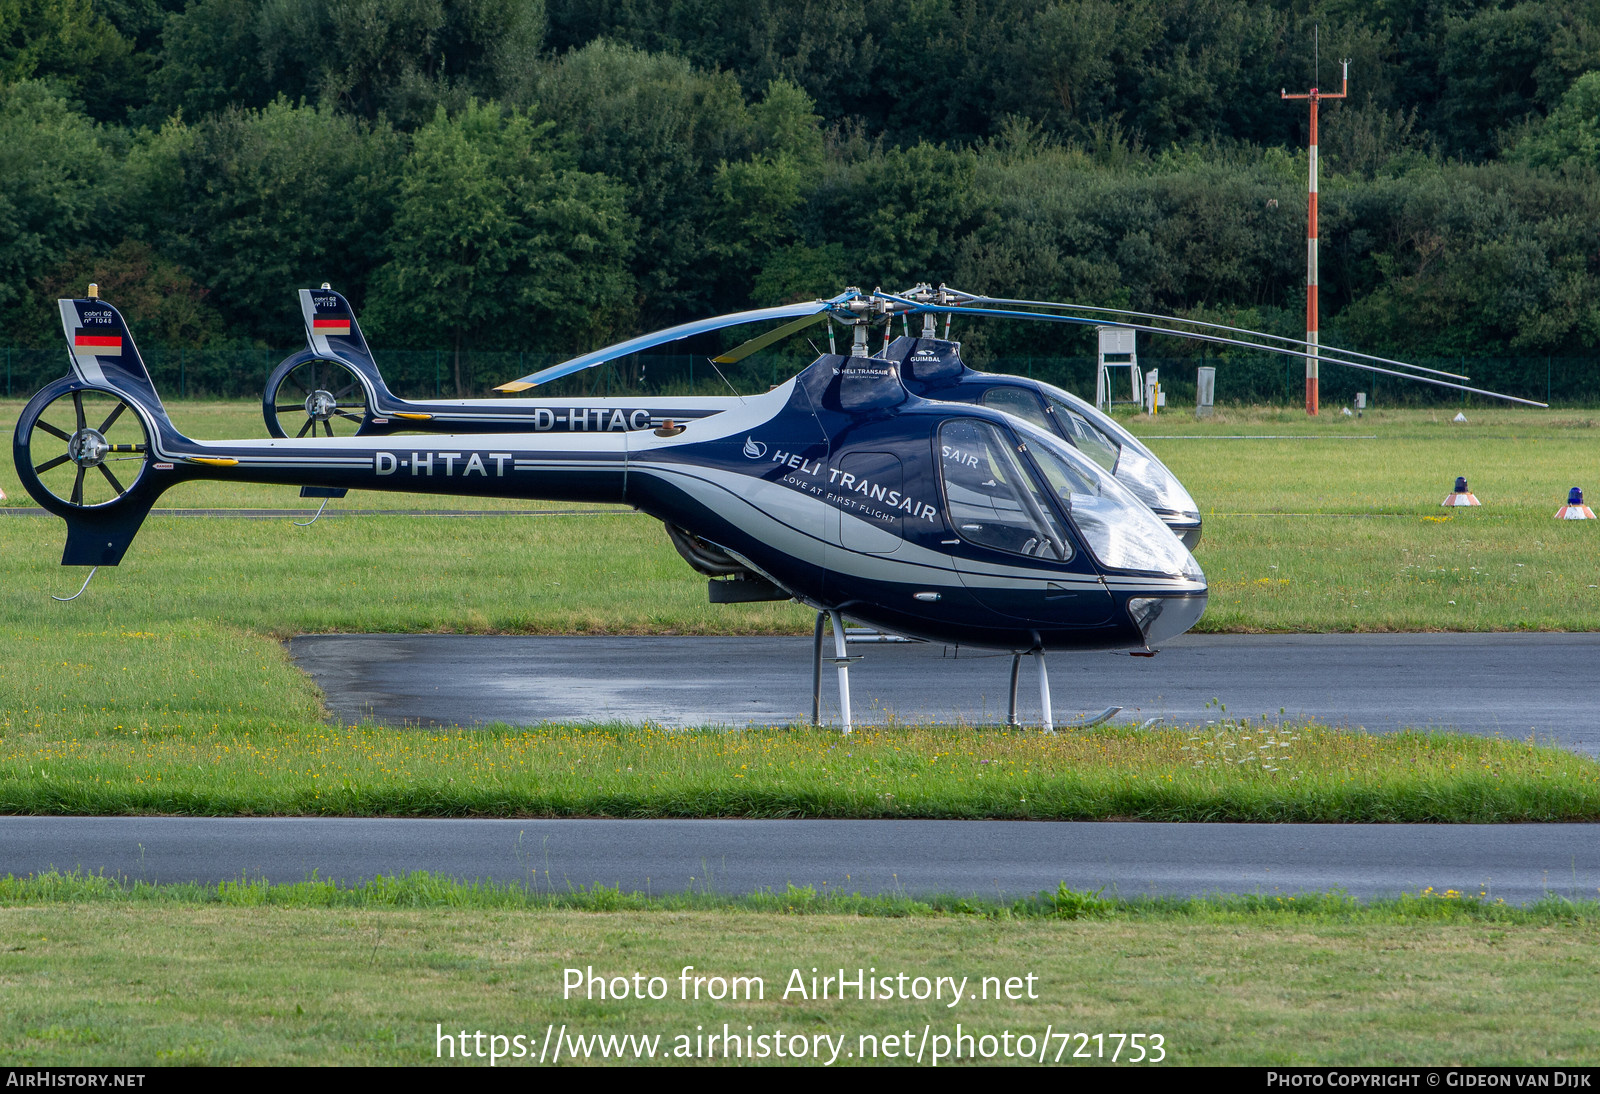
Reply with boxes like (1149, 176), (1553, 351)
(712, 313), (829, 364)
(940, 289), (1471, 382)
(878, 296), (1548, 408)
(494, 293), (860, 391)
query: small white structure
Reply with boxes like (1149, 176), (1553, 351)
(1144, 369), (1164, 414)
(1095, 326), (1139, 411)
(1196, 366), (1215, 417)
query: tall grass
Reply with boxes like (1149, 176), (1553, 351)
(3, 719), (1596, 821)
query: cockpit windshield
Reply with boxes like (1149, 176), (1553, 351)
(1044, 394), (1121, 472)
(937, 416), (1201, 579)
(1036, 382), (1200, 518)
(980, 385), (1122, 473)
(1012, 421), (1203, 580)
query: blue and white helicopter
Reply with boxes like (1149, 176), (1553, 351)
(264, 283), (1541, 551)
(268, 285), (1212, 545)
(16, 289), (1542, 730)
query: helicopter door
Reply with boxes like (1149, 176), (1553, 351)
(827, 450), (905, 555)
(936, 418), (1114, 626)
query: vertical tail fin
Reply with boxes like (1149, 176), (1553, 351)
(14, 296), (182, 565)
(58, 296), (178, 442)
(301, 286), (382, 378)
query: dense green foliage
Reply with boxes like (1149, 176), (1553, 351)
(3, 0), (1600, 396)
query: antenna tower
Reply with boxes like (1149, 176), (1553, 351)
(1281, 37), (1349, 416)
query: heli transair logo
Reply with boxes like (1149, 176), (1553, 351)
(743, 437), (767, 459)
(374, 452), (513, 476)
(531, 408), (652, 431)
(768, 448), (937, 522)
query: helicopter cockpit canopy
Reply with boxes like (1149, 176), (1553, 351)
(1019, 420), (1201, 580)
(978, 380), (1201, 543)
(936, 415), (1202, 583)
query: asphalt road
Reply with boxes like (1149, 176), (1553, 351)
(291, 632), (1600, 756)
(5, 817), (1596, 905)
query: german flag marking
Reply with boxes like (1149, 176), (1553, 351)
(313, 318), (351, 336)
(73, 332), (122, 355)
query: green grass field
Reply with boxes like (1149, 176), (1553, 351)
(3, 874), (1598, 1066)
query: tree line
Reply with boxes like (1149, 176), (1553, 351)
(3, 0), (1600, 398)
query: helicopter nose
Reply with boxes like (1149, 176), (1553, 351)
(1127, 592), (1208, 646)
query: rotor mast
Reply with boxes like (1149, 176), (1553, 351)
(1282, 55), (1349, 416)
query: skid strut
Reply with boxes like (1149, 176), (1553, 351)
(811, 610), (862, 732)
(811, 613), (824, 725)
(1007, 648), (1055, 731)
(1036, 648), (1053, 732)
(1007, 653), (1023, 727)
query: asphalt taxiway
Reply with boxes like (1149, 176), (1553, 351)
(290, 632), (1600, 756)
(5, 817), (1596, 904)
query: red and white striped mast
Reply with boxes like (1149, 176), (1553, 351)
(1282, 57), (1348, 416)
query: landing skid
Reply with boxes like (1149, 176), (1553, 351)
(809, 616), (1114, 733)
(1063, 706), (1122, 729)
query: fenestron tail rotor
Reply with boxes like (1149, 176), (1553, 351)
(21, 388), (150, 509)
(264, 355), (370, 439)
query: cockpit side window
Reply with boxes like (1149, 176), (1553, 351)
(1045, 395), (1121, 472)
(937, 419), (1071, 561)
